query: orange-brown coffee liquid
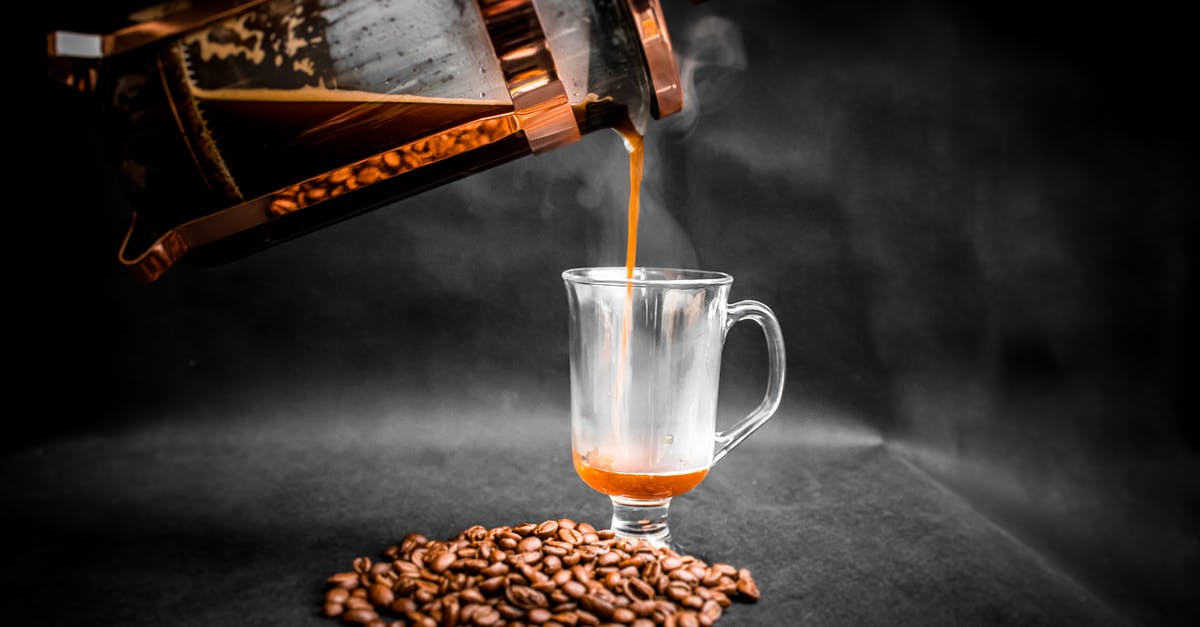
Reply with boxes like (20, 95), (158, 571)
(573, 450), (709, 501)
(614, 117), (642, 419)
(571, 119), (711, 502)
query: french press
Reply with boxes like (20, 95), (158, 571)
(46, 0), (682, 282)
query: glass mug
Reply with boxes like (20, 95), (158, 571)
(562, 267), (786, 548)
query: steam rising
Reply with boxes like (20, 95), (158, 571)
(667, 15), (748, 138)
(571, 13), (751, 271)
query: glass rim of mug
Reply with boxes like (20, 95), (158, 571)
(562, 267), (733, 287)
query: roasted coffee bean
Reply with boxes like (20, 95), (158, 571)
(342, 607), (380, 624)
(542, 554), (563, 573)
(552, 611), (580, 626)
(390, 597), (417, 615)
(328, 571), (359, 589)
(518, 536), (544, 553)
(577, 609), (602, 625)
(597, 551), (621, 567)
(580, 593), (615, 619)
(562, 580), (587, 598)
(368, 582), (394, 607)
(459, 603), (482, 623)
(698, 600), (722, 626)
(666, 581), (692, 602)
(431, 551), (457, 573)
(407, 610), (437, 627)
(507, 584), (549, 609)
(612, 607), (637, 623)
(557, 527), (584, 545)
(463, 525), (488, 542)
(325, 587), (350, 604)
(497, 601), (526, 619)
(472, 607), (501, 626)
(345, 596), (373, 611)
(677, 610), (701, 627)
(482, 562), (509, 577)
(624, 577), (656, 602)
(535, 520), (560, 538)
(736, 569), (760, 601)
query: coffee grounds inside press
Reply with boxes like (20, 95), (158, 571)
(320, 518), (760, 626)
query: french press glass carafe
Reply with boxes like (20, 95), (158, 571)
(47, 0), (682, 282)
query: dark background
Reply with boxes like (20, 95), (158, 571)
(10, 1), (1197, 625)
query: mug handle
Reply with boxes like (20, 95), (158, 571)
(713, 300), (786, 464)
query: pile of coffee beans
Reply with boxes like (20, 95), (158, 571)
(320, 518), (760, 626)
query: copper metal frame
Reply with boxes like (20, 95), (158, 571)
(475, 0), (581, 154)
(47, 0), (273, 59)
(625, 0), (682, 119)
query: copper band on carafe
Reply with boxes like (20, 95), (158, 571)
(474, 0), (581, 153)
(625, 0), (682, 119)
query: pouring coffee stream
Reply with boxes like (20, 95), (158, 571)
(45, 0), (684, 282)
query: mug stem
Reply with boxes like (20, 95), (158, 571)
(609, 497), (673, 549)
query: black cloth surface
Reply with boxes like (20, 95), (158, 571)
(4, 389), (1127, 626)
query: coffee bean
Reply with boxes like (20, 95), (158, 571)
(580, 593), (614, 619)
(322, 601), (343, 618)
(735, 571), (760, 601)
(624, 578), (655, 601)
(612, 606), (637, 623)
(677, 610), (701, 627)
(508, 584), (549, 609)
(661, 556), (683, 572)
(497, 601), (525, 619)
(342, 607), (380, 624)
(480, 576), (506, 594)
(328, 572), (359, 589)
(698, 600), (722, 627)
(472, 607), (500, 626)
(535, 520), (560, 538)
(368, 582), (394, 607)
(345, 596), (373, 611)
(482, 562), (509, 578)
(557, 527), (584, 545)
(552, 611), (580, 626)
(518, 536), (544, 553)
(390, 597), (416, 615)
(562, 580), (586, 599)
